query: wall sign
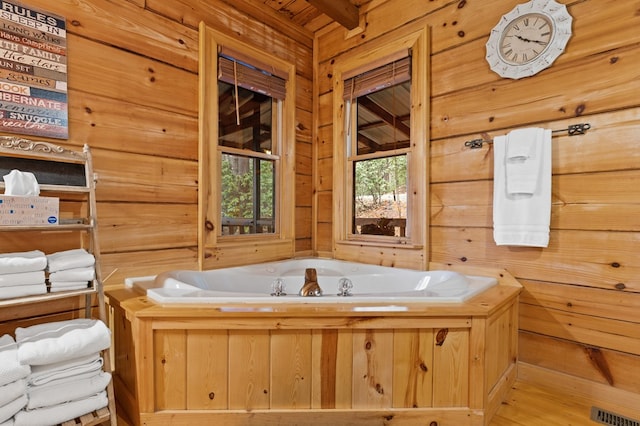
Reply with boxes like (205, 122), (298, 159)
(0, 0), (67, 139)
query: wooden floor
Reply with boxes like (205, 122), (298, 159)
(112, 379), (609, 425)
(490, 380), (602, 425)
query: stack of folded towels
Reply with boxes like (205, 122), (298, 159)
(0, 251), (48, 300)
(47, 249), (96, 293)
(7, 318), (112, 425)
(0, 335), (30, 425)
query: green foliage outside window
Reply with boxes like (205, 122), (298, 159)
(221, 154), (274, 233)
(354, 155), (407, 217)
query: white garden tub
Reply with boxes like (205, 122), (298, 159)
(127, 258), (497, 304)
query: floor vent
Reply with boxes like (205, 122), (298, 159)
(591, 407), (640, 426)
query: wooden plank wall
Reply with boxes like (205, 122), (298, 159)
(1, 0), (314, 289)
(314, 0), (640, 406)
(2, 0), (637, 414)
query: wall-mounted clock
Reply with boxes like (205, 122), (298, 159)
(485, 0), (572, 79)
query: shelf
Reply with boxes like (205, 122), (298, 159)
(0, 286), (97, 308)
(0, 223), (92, 232)
(0, 182), (90, 193)
(0, 136), (116, 426)
(60, 407), (111, 426)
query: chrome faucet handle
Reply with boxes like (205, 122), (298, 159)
(337, 277), (353, 296)
(270, 278), (286, 296)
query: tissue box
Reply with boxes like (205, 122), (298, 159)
(0, 195), (59, 226)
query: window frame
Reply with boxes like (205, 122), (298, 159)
(199, 23), (296, 270)
(347, 83), (411, 241)
(331, 25), (430, 269)
(217, 79), (279, 236)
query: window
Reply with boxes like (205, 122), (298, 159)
(332, 26), (429, 269)
(345, 57), (411, 238)
(199, 23), (296, 269)
(218, 78), (278, 235)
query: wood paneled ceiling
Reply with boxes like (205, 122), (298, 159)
(225, 0), (365, 33)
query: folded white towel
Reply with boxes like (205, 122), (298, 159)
(493, 129), (552, 247)
(0, 395), (27, 424)
(49, 283), (90, 293)
(0, 335), (30, 387)
(29, 354), (102, 386)
(505, 127), (546, 194)
(46, 249), (95, 273)
(31, 363), (102, 388)
(16, 319), (110, 366)
(506, 128), (538, 159)
(0, 418), (14, 426)
(0, 379), (26, 407)
(27, 371), (111, 409)
(13, 391), (107, 426)
(0, 284), (47, 300)
(48, 267), (95, 282)
(0, 251), (47, 275)
(0, 271), (45, 287)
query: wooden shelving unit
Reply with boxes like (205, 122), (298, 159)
(0, 136), (116, 426)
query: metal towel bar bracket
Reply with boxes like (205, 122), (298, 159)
(464, 123), (591, 149)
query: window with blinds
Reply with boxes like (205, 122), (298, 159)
(218, 55), (286, 100)
(217, 51), (287, 236)
(343, 56), (411, 101)
(343, 54), (411, 239)
(331, 25), (429, 268)
(199, 23), (297, 269)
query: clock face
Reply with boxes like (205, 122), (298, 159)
(485, 0), (573, 79)
(499, 13), (553, 65)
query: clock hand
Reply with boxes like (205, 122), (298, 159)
(516, 35), (547, 45)
(516, 35), (534, 43)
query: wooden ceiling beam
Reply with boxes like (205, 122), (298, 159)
(358, 96), (411, 138)
(357, 133), (382, 153)
(306, 0), (359, 30)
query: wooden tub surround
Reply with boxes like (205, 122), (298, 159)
(106, 263), (521, 426)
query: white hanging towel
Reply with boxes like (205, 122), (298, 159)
(493, 127), (552, 247)
(505, 127), (546, 194)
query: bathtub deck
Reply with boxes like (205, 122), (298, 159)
(114, 376), (603, 426)
(107, 262), (524, 426)
(108, 263), (637, 426)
